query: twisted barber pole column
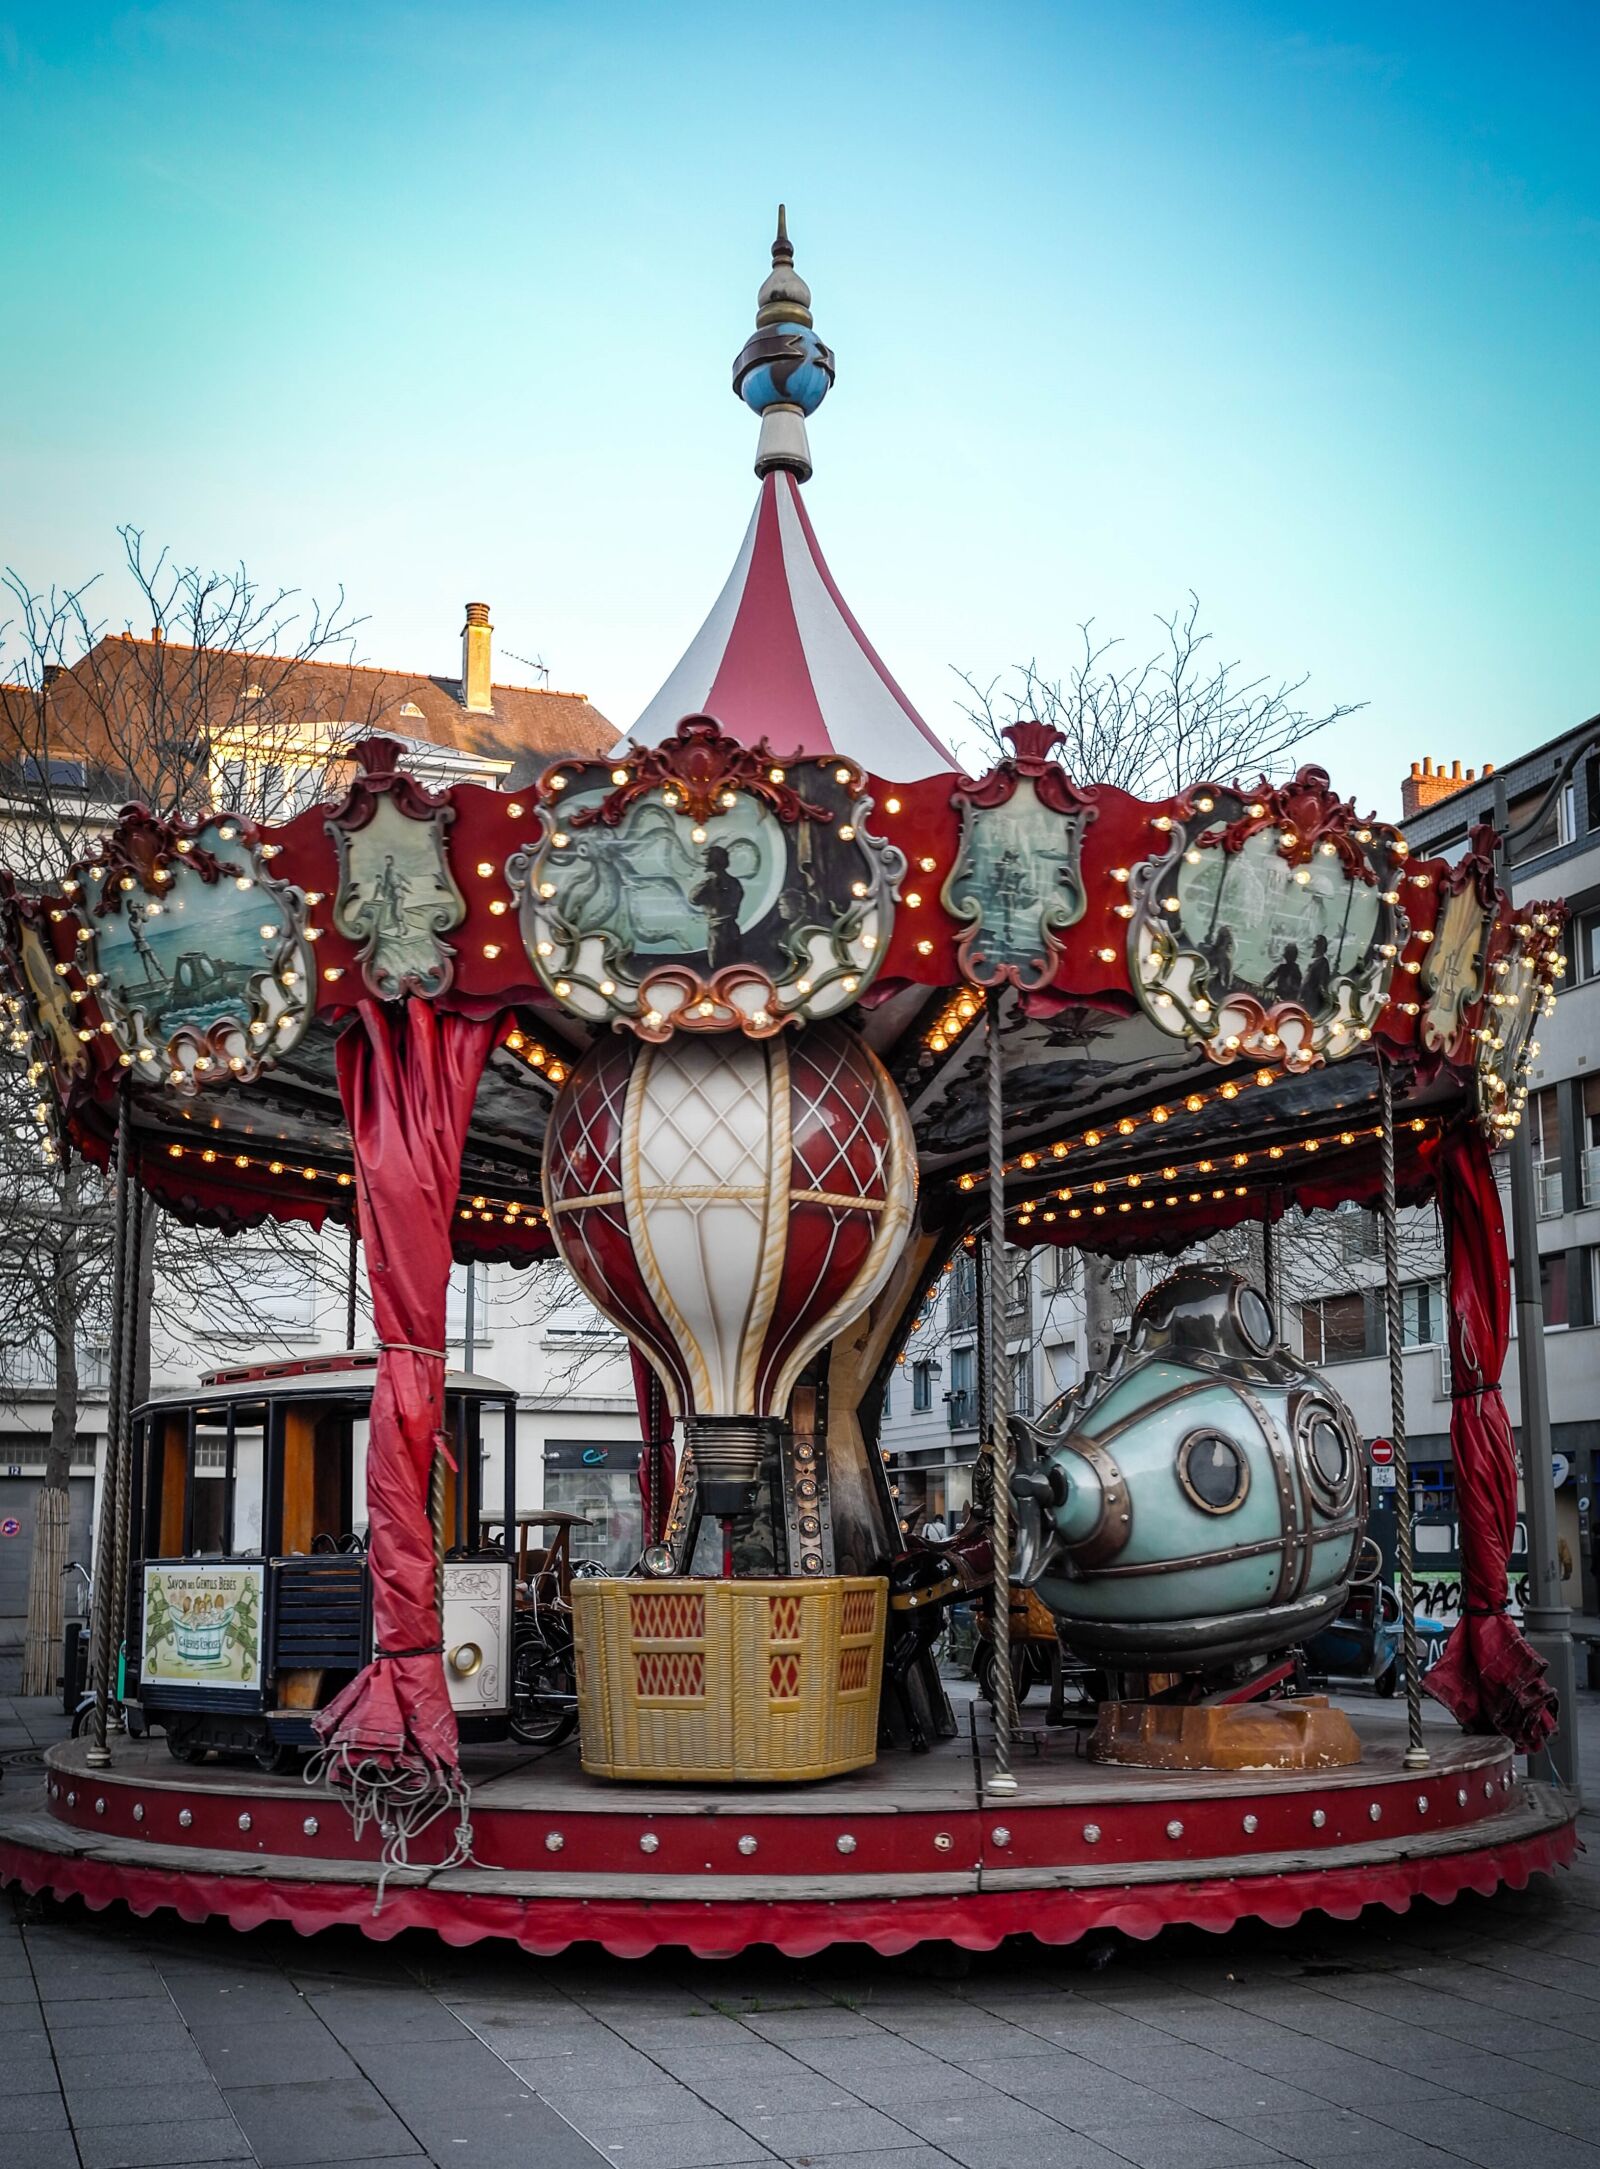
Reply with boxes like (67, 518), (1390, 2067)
(985, 988), (1018, 1796)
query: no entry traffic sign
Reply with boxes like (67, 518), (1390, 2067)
(1370, 1439), (1395, 1468)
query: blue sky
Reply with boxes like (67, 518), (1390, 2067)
(2, 2), (1596, 813)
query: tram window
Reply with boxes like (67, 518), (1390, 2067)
(191, 1430), (229, 1554)
(232, 1424), (265, 1552)
(1416, 1523), (1454, 1556)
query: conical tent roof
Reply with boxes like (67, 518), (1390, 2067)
(620, 210), (957, 780)
(627, 469), (957, 776)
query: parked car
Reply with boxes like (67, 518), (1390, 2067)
(1304, 1577), (1404, 1694)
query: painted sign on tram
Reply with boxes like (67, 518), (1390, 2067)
(141, 1562), (265, 1689)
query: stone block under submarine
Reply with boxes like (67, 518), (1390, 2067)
(1012, 1266), (1367, 1669)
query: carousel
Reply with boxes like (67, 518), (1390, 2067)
(0, 214), (1578, 1958)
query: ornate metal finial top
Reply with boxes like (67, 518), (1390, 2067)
(755, 204), (813, 328)
(732, 205), (835, 482)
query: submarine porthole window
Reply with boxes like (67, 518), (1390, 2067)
(1176, 1430), (1249, 1515)
(1310, 1417), (1347, 1489)
(1235, 1285), (1276, 1354)
(1295, 1394), (1358, 1512)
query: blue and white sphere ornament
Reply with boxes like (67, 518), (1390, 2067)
(732, 206), (835, 479)
(736, 323), (835, 417)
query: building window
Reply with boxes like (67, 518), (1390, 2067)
(1335, 1200), (1380, 1261)
(1508, 784), (1559, 860)
(1300, 1293), (1374, 1364)
(1051, 1246), (1078, 1292)
(948, 1345), (976, 1430)
(1540, 1251), (1569, 1330)
(1531, 1088), (1563, 1217)
(1011, 1350), (1035, 1418)
(543, 1442), (643, 1572)
(202, 1249), (314, 1327)
(1400, 1281), (1442, 1348)
(912, 1360), (933, 1413)
(1583, 1076), (1600, 1208)
(1564, 908), (1600, 986)
(950, 1247), (978, 1330)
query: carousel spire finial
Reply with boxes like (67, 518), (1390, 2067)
(732, 204), (835, 483)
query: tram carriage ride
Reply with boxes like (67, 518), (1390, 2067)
(127, 1350), (584, 1766)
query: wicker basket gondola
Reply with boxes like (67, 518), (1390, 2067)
(571, 1575), (887, 1782)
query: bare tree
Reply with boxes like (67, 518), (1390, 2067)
(0, 530), (397, 1691)
(955, 595), (1366, 1368)
(953, 593), (1364, 798)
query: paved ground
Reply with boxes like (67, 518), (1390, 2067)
(3, 1689), (1598, 2169)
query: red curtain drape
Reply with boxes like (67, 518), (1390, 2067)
(631, 1345), (676, 1549)
(314, 999), (497, 1798)
(1424, 1120), (1558, 1753)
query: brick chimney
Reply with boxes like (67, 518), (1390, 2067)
(1400, 754), (1494, 822)
(461, 602), (493, 715)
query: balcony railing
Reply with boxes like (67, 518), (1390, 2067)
(946, 1390), (977, 1431)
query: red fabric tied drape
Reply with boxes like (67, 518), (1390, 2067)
(1424, 1121), (1558, 1753)
(631, 1346), (676, 1549)
(315, 999), (497, 1784)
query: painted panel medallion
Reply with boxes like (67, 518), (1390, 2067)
(330, 789), (465, 999)
(79, 815), (313, 1091)
(512, 718), (903, 1037)
(1129, 768), (1406, 1068)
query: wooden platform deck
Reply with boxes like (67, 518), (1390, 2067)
(0, 1695), (1579, 1957)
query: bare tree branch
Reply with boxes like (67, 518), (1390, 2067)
(952, 594), (1364, 796)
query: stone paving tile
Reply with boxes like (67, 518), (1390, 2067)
(64, 2077), (237, 2130)
(220, 2074), (423, 2167)
(75, 2118), (256, 2168)
(1204, 2107), (1404, 2165)
(720, 2102), (916, 2155)
(189, 2016), (362, 2085)
(938, 2133), (1150, 2169)
(299, 1985), (469, 2045)
(40, 1997), (192, 2037)
(763, 2150), (960, 2169)
(9, 2093), (72, 2134)
(1079, 2124), (1290, 2169)
(740, 2006), (887, 2042)
(54, 2044), (216, 2091)
(5, 2136), (80, 2169)
(1377, 2095), (1600, 2169)
(8, 2039), (70, 2093)
(572, 2111), (775, 2167)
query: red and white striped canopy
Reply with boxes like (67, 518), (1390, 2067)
(625, 471), (958, 778)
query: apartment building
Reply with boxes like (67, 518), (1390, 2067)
(883, 1241), (1092, 1531)
(0, 605), (640, 1655)
(1289, 724), (1600, 1617)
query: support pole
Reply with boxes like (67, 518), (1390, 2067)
(107, 1180), (143, 1718)
(1507, 1114), (1579, 1790)
(1378, 1062), (1429, 1771)
(984, 987), (1017, 1796)
(1260, 1207), (1277, 1336)
(1492, 771), (1578, 1791)
(344, 1222), (359, 1350)
(86, 1097), (132, 1769)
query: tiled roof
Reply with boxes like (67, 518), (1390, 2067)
(1, 635), (613, 782)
